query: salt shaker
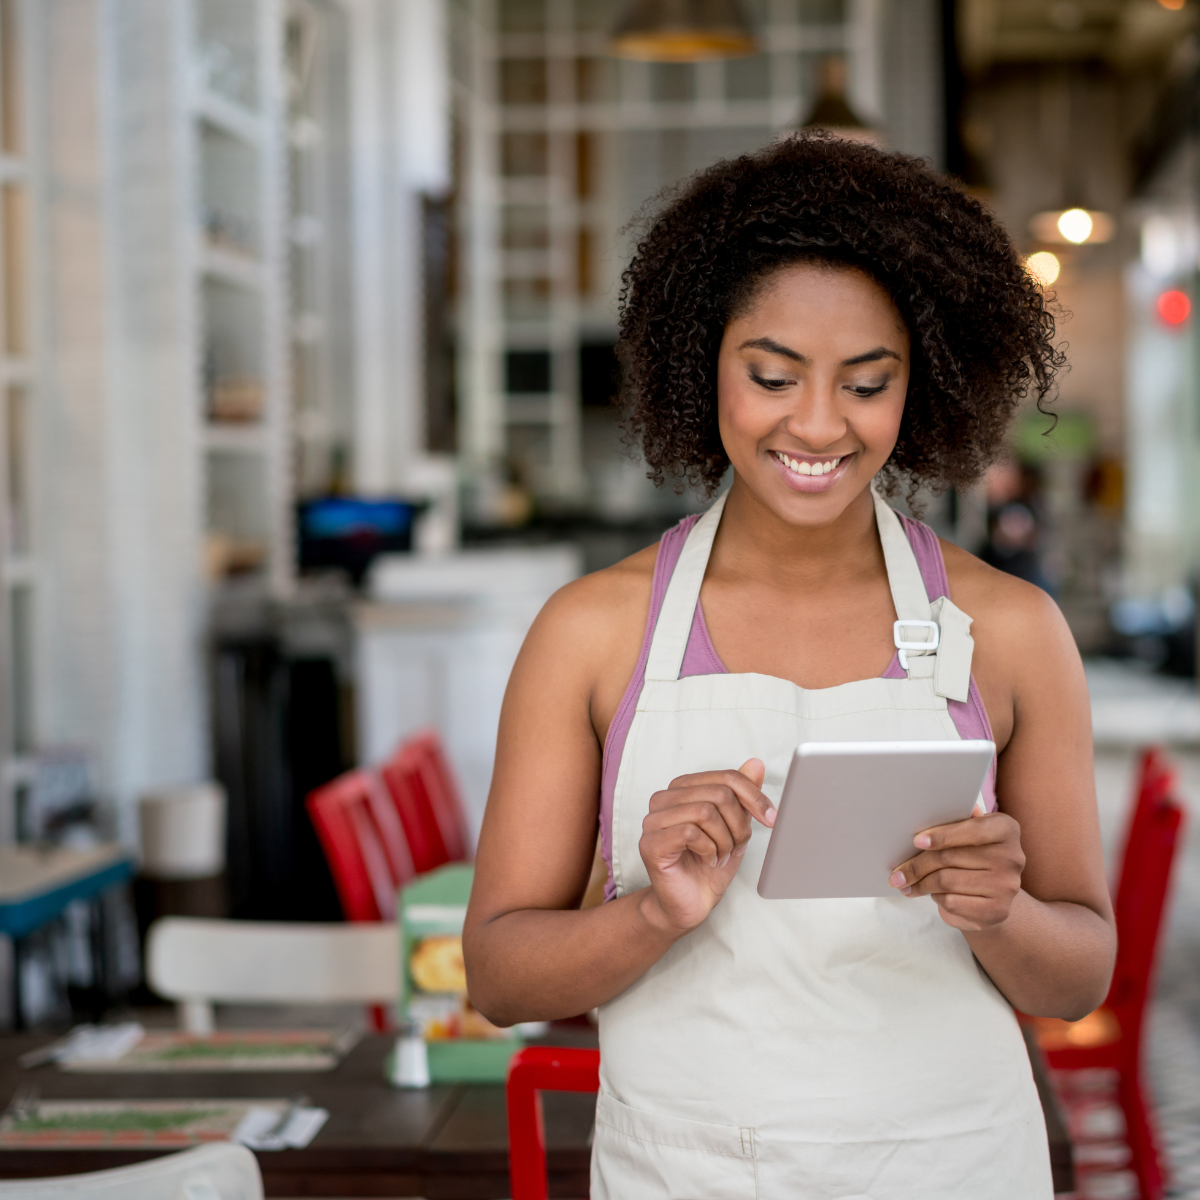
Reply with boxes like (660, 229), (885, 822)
(389, 1022), (430, 1088)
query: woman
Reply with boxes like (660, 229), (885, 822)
(464, 135), (1114, 1198)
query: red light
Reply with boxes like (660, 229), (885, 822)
(1157, 290), (1191, 327)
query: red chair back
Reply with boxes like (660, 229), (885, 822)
(1115, 746), (1177, 916)
(1108, 786), (1185, 1069)
(306, 770), (415, 921)
(507, 1046), (600, 1200)
(407, 729), (472, 862)
(381, 730), (471, 872)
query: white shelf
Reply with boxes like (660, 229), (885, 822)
(500, 179), (557, 205)
(0, 356), (33, 386)
(198, 242), (265, 290)
(204, 422), (269, 453)
(192, 86), (266, 145)
(0, 155), (26, 183)
(3, 556), (35, 585)
(501, 249), (554, 279)
(2, 755), (36, 786)
(505, 393), (556, 423)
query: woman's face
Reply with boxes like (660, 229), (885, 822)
(716, 262), (910, 527)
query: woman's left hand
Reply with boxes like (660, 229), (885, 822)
(888, 811), (1026, 931)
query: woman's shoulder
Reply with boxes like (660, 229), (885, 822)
(939, 536), (1084, 735)
(939, 537), (1065, 640)
(537, 540), (659, 636)
(517, 540), (660, 683)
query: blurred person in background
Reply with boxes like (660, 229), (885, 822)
(465, 136), (1114, 1199)
(981, 456), (1055, 594)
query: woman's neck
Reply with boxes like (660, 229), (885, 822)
(711, 475), (886, 591)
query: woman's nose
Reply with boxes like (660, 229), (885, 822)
(782, 387), (847, 450)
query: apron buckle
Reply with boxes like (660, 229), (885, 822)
(894, 619), (940, 672)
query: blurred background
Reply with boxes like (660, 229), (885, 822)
(1, 0), (1200, 1158)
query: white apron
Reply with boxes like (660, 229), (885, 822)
(593, 490), (1053, 1200)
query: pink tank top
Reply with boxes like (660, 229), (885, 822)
(599, 512), (998, 900)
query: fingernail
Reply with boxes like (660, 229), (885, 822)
(733, 845), (747, 857)
(888, 870), (905, 888)
(902, 886), (912, 896)
(711, 857), (719, 868)
(720, 854), (730, 867)
(765, 806), (776, 827)
(915, 834), (931, 849)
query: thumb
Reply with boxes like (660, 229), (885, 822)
(738, 757), (766, 788)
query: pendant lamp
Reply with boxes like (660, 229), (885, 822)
(1027, 73), (1114, 247)
(610, 0), (757, 62)
(801, 56), (880, 145)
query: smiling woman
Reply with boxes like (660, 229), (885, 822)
(464, 134), (1111, 1200)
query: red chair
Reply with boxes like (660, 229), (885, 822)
(306, 770), (415, 921)
(507, 1046), (601, 1200)
(1029, 747), (1186, 1200)
(380, 729), (472, 872)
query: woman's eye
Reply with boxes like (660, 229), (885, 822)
(847, 382), (888, 398)
(750, 373), (792, 391)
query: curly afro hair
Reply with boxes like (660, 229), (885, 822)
(617, 132), (1063, 498)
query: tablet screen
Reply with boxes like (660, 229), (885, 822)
(757, 740), (995, 900)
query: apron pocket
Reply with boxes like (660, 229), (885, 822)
(591, 1091), (757, 1200)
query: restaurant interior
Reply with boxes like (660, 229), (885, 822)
(0, 0), (1199, 1196)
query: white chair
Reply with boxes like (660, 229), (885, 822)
(145, 917), (400, 1034)
(0, 1143), (262, 1200)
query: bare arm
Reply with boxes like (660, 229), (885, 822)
(890, 557), (1116, 1020)
(463, 562), (774, 1027)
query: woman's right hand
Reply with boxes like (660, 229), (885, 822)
(638, 758), (776, 937)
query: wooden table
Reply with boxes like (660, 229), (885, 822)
(0, 1028), (1072, 1197)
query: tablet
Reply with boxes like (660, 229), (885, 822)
(757, 740), (996, 900)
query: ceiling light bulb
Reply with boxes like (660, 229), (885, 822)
(1026, 252), (1061, 288)
(1057, 208), (1094, 245)
(1158, 0), (1185, 10)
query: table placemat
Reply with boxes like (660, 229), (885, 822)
(0, 1098), (289, 1149)
(59, 1028), (361, 1073)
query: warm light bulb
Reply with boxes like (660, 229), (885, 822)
(1157, 0), (1184, 10)
(1157, 290), (1191, 326)
(1026, 252), (1061, 288)
(1057, 208), (1094, 245)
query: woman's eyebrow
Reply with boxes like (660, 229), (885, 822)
(738, 336), (806, 362)
(842, 346), (901, 366)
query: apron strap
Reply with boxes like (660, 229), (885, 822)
(873, 488), (932, 624)
(644, 492), (728, 682)
(873, 489), (944, 678)
(873, 488), (975, 697)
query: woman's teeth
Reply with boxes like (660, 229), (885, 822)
(774, 452), (843, 477)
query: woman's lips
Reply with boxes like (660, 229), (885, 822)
(770, 449), (854, 493)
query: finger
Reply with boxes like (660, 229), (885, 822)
(667, 765), (776, 828)
(644, 802), (736, 864)
(643, 824), (719, 868)
(655, 773), (769, 835)
(889, 845), (1004, 888)
(903, 868), (997, 899)
(738, 758), (766, 789)
(646, 787), (752, 848)
(660, 766), (775, 830)
(912, 811), (1017, 852)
